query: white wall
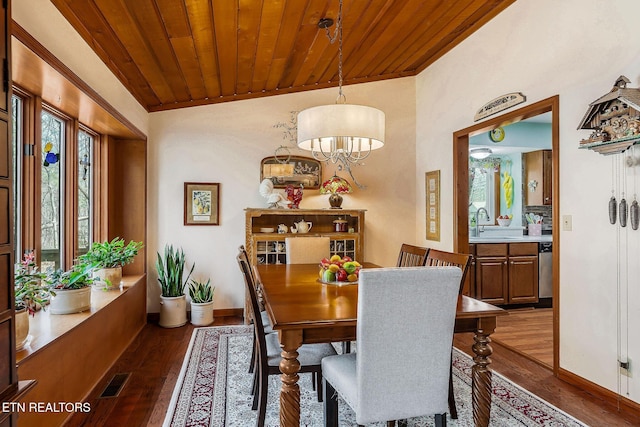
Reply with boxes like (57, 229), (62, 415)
(416, 0), (640, 402)
(147, 77), (416, 312)
(13, 0), (148, 136)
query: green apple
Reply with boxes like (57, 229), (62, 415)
(343, 261), (357, 274)
(323, 269), (336, 282)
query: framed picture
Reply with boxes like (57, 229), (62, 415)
(260, 155), (322, 189)
(425, 170), (440, 241)
(184, 182), (220, 226)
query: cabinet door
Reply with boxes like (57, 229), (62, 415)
(508, 255), (539, 304)
(524, 150), (552, 206)
(475, 256), (508, 304)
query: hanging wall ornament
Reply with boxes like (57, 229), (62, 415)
(43, 142), (59, 167)
(609, 156), (617, 224)
(609, 195), (617, 224)
(630, 200), (639, 230)
(619, 192), (628, 227)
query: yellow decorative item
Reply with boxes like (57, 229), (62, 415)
(502, 171), (513, 209)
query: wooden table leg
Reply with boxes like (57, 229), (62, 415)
(471, 318), (497, 427)
(279, 331), (303, 427)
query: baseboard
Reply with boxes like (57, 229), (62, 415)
(146, 308), (244, 323)
(558, 367), (640, 417)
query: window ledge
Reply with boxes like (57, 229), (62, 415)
(16, 274), (145, 364)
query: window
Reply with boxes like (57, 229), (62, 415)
(40, 110), (65, 270)
(77, 129), (94, 255)
(469, 166), (498, 225)
(12, 90), (98, 271)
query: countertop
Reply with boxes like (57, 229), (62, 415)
(469, 234), (552, 243)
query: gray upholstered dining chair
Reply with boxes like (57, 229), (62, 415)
(322, 266), (462, 427)
(424, 248), (472, 419)
(285, 236), (330, 264)
(237, 251), (337, 427)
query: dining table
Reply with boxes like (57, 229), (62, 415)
(255, 262), (508, 427)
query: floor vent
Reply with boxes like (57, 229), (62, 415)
(99, 373), (130, 398)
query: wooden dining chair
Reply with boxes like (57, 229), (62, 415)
(238, 245), (272, 376)
(396, 243), (430, 267)
(285, 236), (330, 264)
(237, 252), (337, 427)
(424, 248), (472, 420)
(322, 266), (462, 426)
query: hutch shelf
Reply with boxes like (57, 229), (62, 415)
(244, 208), (366, 265)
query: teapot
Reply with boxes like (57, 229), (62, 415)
(291, 219), (313, 234)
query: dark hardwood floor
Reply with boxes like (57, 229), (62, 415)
(64, 317), (639, 426)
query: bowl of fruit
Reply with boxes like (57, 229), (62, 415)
(497, 215), (512, 227)
(318, 255), (361, 285)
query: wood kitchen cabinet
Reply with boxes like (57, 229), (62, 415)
(473, 242), (538, 305)
(524, 150), (552, 205)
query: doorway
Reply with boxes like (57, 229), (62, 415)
(452, 96), (560, 375)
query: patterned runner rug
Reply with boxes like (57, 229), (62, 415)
(164, 326), (588, 426)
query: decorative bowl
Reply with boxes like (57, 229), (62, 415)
(497, 218), (512, 227)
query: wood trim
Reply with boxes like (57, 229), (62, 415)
(146, 308), (244, 324)
(32, 96), (42, 258)
(558, 367), (640, 418)
(64, 119), (78, 269)
(453, 95), (560, 376)
(11, 21), (146, 140)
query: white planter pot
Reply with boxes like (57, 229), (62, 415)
(15, 308), (29, 350)
(50, 287), (92, 314)
(159, 295), (187, 328)
(190, 301), (214, 326)
(94, 266), (122, 290)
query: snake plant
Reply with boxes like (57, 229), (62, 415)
(156, 244), (194, 297)
(188, 278), (215, 303)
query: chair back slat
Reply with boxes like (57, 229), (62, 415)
(396, 243), (429, 267)
(425, 249), (472, 295)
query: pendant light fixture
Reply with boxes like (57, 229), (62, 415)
(297, 0), (385, 167)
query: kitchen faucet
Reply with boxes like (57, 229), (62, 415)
(475, 207), (489, 237)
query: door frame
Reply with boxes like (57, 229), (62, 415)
(452, 95), (560, 375)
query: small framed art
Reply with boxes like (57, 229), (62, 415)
(184, 182), (220, 225)
(425, 170), (440, 241)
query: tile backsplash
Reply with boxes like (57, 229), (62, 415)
(523, 205), (552, 232)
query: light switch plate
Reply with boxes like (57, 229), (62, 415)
(562, 215), (572, 231)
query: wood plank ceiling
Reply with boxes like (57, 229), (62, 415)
(51, 0), (515, 112)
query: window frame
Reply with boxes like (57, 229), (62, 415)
(13, 86), (101, 270)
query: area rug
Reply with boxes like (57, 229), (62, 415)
(164, 326), (588, 426)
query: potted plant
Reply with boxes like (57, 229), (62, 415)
(47, 262), (95, 314)
(156, 244), (194, 328)
(14, 251), (50, 349)
(79, 237), (143, 290)
(188, 278), (215, 326)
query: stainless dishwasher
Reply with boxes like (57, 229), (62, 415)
(538, 242), (552, 298)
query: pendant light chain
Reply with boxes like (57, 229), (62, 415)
(337, 0), (344, 102)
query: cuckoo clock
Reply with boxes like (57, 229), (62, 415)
(578, 76), (640, 155)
